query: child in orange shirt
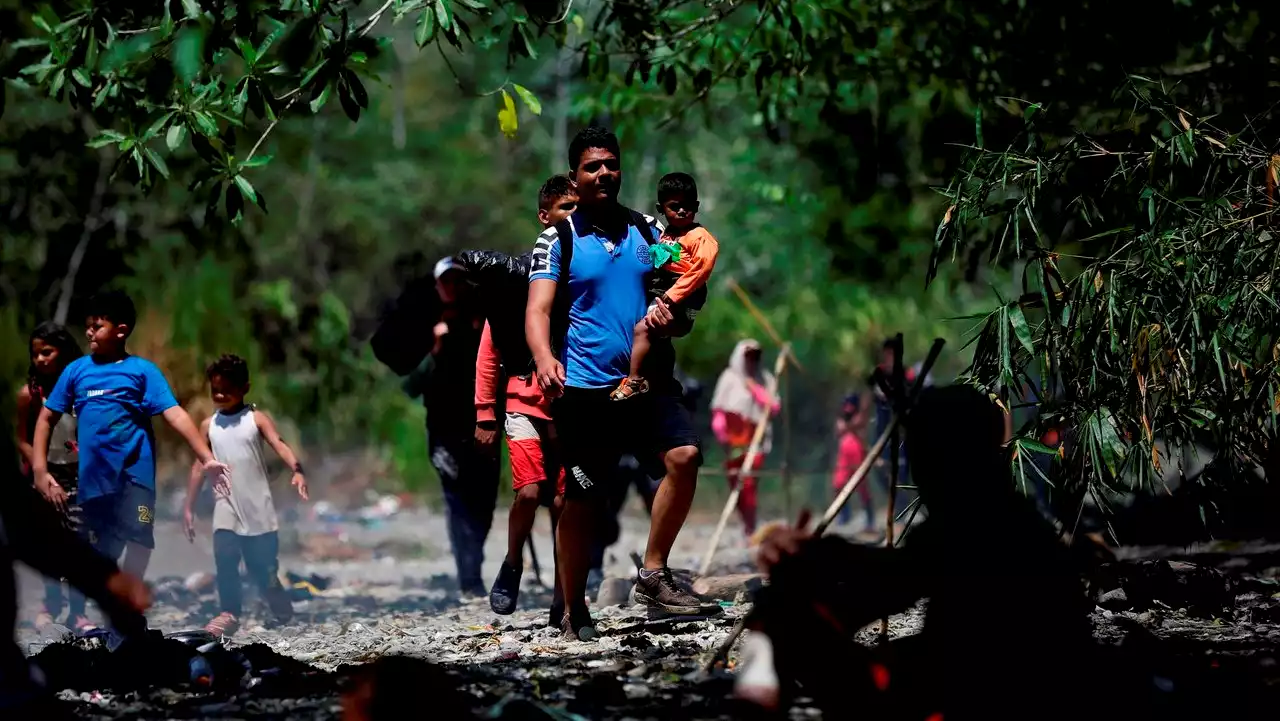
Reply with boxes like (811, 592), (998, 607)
(611, 172), (719, 400)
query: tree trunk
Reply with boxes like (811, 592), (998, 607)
(55, 152), (111, 325)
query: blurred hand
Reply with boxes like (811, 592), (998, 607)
(292, 472), (309, 501)
(183, 506), (196, 543)
(203, 459), (232, 497)
(535, 354), (565, 399)
(104, 571), (151, 615)
(756, 509), (813, 575)
(474, 424), (497, 453)
(431, 321), (449, 356)
(644, 296), (675, 333)
(36, 472), (68, 513)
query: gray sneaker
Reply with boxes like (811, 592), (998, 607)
(634, 567), (701, 615)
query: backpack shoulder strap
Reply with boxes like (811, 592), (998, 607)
(629, 209), (658, 245)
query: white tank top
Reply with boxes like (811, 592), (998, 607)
(208, 406), (278, 535)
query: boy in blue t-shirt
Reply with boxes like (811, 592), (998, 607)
(30, 291), (230, 600)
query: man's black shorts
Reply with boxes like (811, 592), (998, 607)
(81, 482), (157, 554)
(555, 385), (701, 500)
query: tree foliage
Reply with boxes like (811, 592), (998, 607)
(935, 77), (1280, 526)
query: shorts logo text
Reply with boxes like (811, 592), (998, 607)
(137, 506), (153, 524)
(570, 465), (593, 490)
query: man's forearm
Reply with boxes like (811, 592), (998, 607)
(526, 306), (553, 361)
(164, 407), (215, 463)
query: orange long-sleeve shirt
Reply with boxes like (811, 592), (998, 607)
(475, 321), (553, 423)
(660, 225), (719, 304)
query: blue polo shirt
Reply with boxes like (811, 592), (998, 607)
(529, 209), (662, 389)
(45, 354), (179, 501)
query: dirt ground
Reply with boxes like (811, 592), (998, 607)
(14, 499), (1280, 719)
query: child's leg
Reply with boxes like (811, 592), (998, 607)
(212, 530), (245, 617)
(243, 531), (292, 622)
(629, 319), (651, 380)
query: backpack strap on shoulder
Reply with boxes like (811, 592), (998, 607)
(629, 209), (657, 245)
(547, 217), (576, 366)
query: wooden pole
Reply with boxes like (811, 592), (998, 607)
(726, 279), (804, 373)
(698, 345), (790, 577)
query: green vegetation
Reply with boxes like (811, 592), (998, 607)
(6, 1), (1272, 519)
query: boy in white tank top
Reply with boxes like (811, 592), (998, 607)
(182, 355), (309, 637)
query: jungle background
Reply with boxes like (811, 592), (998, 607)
(4, 0), (1279, 533)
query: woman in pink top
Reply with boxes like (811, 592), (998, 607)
(710, 339), (781, 536)
(832, 394), (871, 528)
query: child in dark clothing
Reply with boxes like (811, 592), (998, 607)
(15, 322), (87, 630)
(30, 291), (229, 635)
(611, 173), (719, 400)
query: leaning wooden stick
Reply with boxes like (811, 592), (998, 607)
(726, 280), (804, 373)
(526, 536), (544, 588)
(698, 344), (790, 577)
(704, 339), (945, 673)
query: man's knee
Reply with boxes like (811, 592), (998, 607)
(664, 444), (702, 476)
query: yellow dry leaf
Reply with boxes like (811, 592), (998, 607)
(1152, 444), (1162, 473)
(942, 204), (955, 226)
(1093, 271), (1104, 293)
(1177, 111), (1191, 131)
(1206, 136), (1226, 149)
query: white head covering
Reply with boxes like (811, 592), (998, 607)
(711, 339), (775, 451)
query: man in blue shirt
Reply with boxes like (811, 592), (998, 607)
(527, 126), (705, 640)
(31, 291), (228, 626)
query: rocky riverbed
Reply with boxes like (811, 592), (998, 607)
(14, 506), (1280, 719)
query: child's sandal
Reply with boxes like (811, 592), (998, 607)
(610, 378), (649, 401)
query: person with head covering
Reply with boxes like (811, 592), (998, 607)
(403, 255), (498, 599)
(710, 339), (781, 536)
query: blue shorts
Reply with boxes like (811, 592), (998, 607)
(81, 483), (157, 555)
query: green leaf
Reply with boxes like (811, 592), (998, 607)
(497, 88), (518, 138)
(49, 69), (66, 96)
(1009, 304), (1035, 354)
(434, 0), (454, 31)
(241, 154), (272, 169)
(343, 69), (368, 109)
(299, 59), (329, 89)
(225, 183), (244, 222)
(1016, 438), (1059, 456)
(516, 22), (537, 61)
(86, 129), (127, 148)
(338, 77), (360, 121)
(143, 112), (174, 141)
(143, 148), (170, 178)
(236, 37), (257, 65)
(191, 111), (218, 137)
(415, 10), (436, 47)
(233, 174), (258, 204)
(512, 83), (541, 116)
(974, 105), (983, 149)
(172, 27), (205, 84)
(455, 0), (487, 10)
(70, 68), (91, 87)
(181, 0), (203, 20)
(166, 123), (187, 151)
(309, 82), (332, 113)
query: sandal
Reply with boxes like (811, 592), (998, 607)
(610, 377), (649, 401)
(204, 612), (240, 637)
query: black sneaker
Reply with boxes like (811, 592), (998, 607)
(634, 567), (702, 615)
(489, 560), (523, 615)
(560, 606), (599, 642)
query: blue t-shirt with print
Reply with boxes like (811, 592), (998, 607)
(45, 355), (179, 501)
(529, 209), (662, 389)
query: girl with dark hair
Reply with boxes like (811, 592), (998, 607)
(14, 321), (87, 630)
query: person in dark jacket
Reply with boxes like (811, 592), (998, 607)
(403, 257), (498, 598)
(0, 420), (150, 716)
(746, 385), (1099, 720)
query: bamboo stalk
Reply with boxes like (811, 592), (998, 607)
(726, 279), (804, 373)
(698, 345), (790, 576)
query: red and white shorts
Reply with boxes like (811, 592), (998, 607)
(505, 412), (566, 495)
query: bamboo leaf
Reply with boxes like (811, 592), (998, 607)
(1009, 304), (1035, 355)
(497, 88), (518, 138)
